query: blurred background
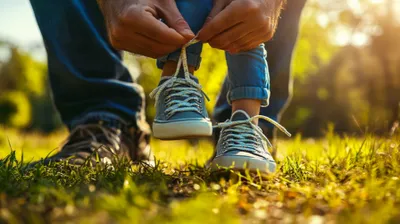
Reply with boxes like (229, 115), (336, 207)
(0, 0), (399, 137)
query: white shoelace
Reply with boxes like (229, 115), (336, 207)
(150, 38), (209, 118)
(214, 115), (291, 154)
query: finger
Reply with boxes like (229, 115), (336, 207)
(224, 30), (261, 52)
(114, 40), (161, 58)
(204, 0), (228, 25)
(208, 22), (259, 50)
(131, 46), (162, 59)
(158, 2), (195, 40)
(133, 11), (187, 45)
(130, 32), (180, 55)
(112, 33), (178, 58)
(230, 31), (271, 53)
(112, 28), (180, 52)
(198, 1), (245, 42)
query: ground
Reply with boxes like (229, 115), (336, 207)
(1, 128), (400, 224)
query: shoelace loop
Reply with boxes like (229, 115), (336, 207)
(150, 38), (210, 118)
(213, 115), (291, 152)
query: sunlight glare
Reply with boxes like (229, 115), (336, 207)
(348, 0), (362, 14)
(352, 32), (369, 46)
(369, 0), (384, 4)
(335, 29), (350, 46)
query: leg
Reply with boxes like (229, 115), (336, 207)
(226, 45), (270, 121)
(158, 0), (213, 76)
(29, 0), (152, 165)
(209, 1), (305, 173)
(210, 44), (280, 173)
(261, 0), (307, 139)
(213, 0), (307, 146)
(29, 0), (147, 129)
(151, 0), (214, 140)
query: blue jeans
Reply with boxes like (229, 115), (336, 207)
(158, 0), (270, 106)
(29, 0), (305, 136)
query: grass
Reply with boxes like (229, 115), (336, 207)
(1, 128), (400, 223)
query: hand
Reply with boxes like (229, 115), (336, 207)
(197, 0), (283, 53)
(97, 0), (195, 58)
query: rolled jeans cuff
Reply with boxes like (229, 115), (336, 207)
(156, 51), (202, 70)
(228, 86), (270, 107)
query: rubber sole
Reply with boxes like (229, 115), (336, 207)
(152, 119), (212, 140)
(209, 156), (276, 173)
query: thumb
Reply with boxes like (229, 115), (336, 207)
(161, 3), (194, 40)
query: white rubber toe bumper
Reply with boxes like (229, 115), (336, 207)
(210, 156), (276, 173)
(153, 119), (212, 140)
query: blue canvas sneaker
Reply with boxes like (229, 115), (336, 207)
(210, 110), (291, 173)
(150, 40), (212, 140)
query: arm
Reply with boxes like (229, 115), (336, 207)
(97, 0), (195, 58)
(197, 0), (286, 53)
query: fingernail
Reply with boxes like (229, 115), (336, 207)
(183, 29), (195, 38)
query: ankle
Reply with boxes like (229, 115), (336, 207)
(161, 61), (196, 77)
(232, 99), (262, 125)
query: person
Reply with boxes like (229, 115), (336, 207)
(28, 0), (307, 172)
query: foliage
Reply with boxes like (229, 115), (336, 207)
(291, 7), (338, 81)
(0, 46), (62, 132)
(0, 91), (31, 128)
(282, 0), (400, 136)
(1, 130), (400, 223)
(0, 47), (46, 96)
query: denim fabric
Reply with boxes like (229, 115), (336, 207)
(225, 47), (270, 106)
(29, 0), (305, 137)
(29, 0), (148, 130)
(157, 0), (270, 106)
(157, 0), (213, 70)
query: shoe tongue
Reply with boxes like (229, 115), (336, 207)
(158, 70), (198, 85)
(231, 110), (251, 122)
